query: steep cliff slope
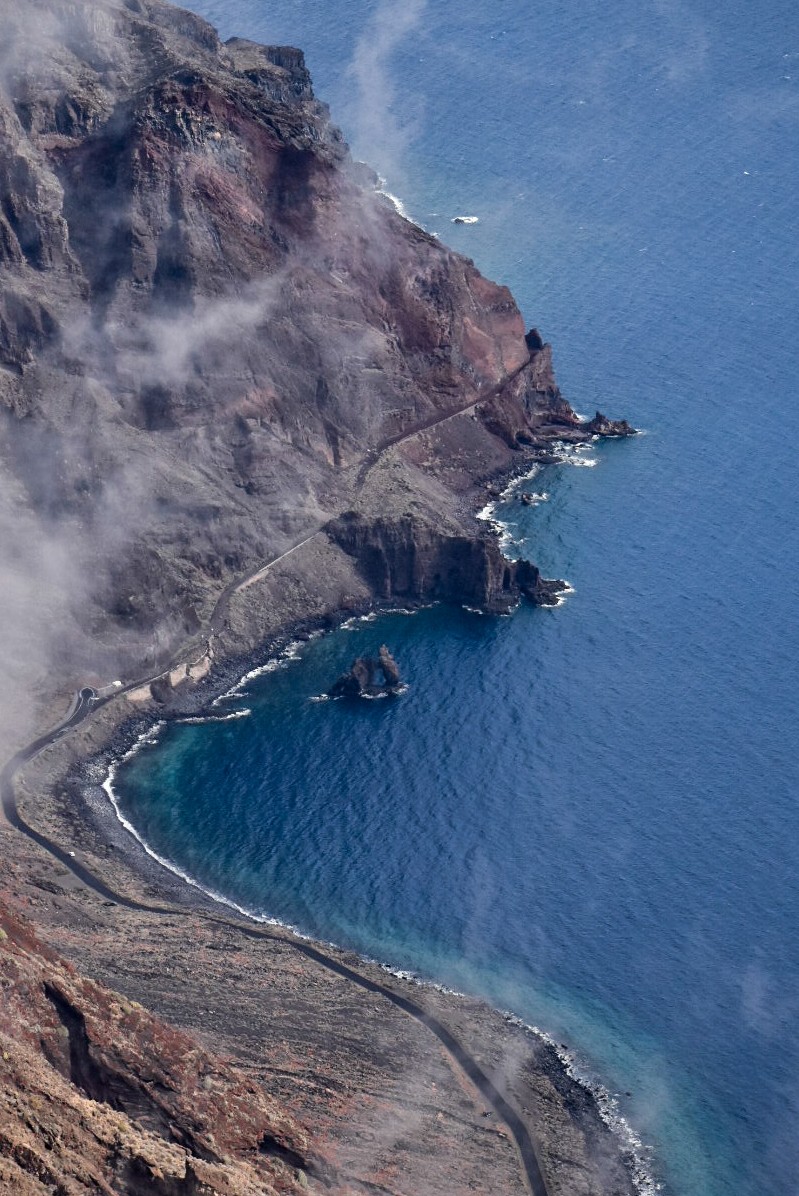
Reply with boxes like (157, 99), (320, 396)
(0, 6), (639, 1194)
(0, 899), (315, 1195)
(0, 0), (624, 749)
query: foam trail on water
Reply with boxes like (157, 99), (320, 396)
(101, 748), (308, 935)
(502, 1014), (661, 1196)
(176, 708), (252, 725)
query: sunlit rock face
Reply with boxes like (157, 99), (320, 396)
(0, 9), (639, 1196)
(0, 899), (316, 1195)
(0, 0), (607, 742)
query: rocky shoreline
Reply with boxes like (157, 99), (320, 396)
(1, 379), (641, 1196)
(0, 1), (642, 1191)
(3, 447), (642, 1196)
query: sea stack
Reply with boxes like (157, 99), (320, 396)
(329, 645), (402, 697)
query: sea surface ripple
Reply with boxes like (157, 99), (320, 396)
(112, 2), (799, 1194)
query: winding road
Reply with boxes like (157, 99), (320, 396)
(1, 701), (549, 1196)
(0, 364), (557, 1196)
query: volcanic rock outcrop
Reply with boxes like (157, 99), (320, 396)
(584, 411), (638, 437)
(328, 512), (567, 611)
(0, 899), (315, 1195)
(0, 4), (639, 1195)
(0, 0), (632, 744)
(329, 643), (402, 697)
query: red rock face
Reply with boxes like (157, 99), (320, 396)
(14, 25), (533, 442)
(0, 0), (578, 685)
(0, 10), (636, 1196)
(0, 0), (637, 741)
(0, 899), (315, 1194)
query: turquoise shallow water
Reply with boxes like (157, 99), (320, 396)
(113, 2), (799, 1193)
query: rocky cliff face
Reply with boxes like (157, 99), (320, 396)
(0, 899), (315, 1195)
(0, 0), (622, 745)
(0, 5), (638, 1195)
(328, 512), (566, 611)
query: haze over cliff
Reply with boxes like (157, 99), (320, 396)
(0, 0), (602, 756)
(0, 4), (644, 1194)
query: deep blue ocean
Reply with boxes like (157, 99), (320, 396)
(111, 3), (799, 1193)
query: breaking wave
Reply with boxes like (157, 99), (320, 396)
(375, 176), (418, 225)
(503, 1014), (661, 1196)
(101, 738), (308, 935)
(176, 709), (251, 724)
(373, 961), (658, 1195)
(212, 640), (306, 705)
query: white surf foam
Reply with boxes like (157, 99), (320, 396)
(550, 583), (576, 608)
(546, 444), (597, 467)
(375, 959), (658, 1193)
(477, 461), (545, 529)
(102, 753), (311, 936)
(506, 461), (543, 492)
(96, 508), (652, 1196)
(502, 1013), (661, 1195)
(342, 611), (379, 630)
(212, 639), (305, 705)
(176, 708), (252, 725)
(476, 499), (499, 525)
(375, 176), (418, 225)
(378, 187), (411, 220)
(476, 500), (519, 553)
(100, 718), (656, 1196)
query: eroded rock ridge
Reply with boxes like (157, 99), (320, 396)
(328, 643), (402, 697)
(0, 0), (631, 724)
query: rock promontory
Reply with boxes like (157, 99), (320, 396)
(0, 0), (633, 723)
(328, 512), (568, 611)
